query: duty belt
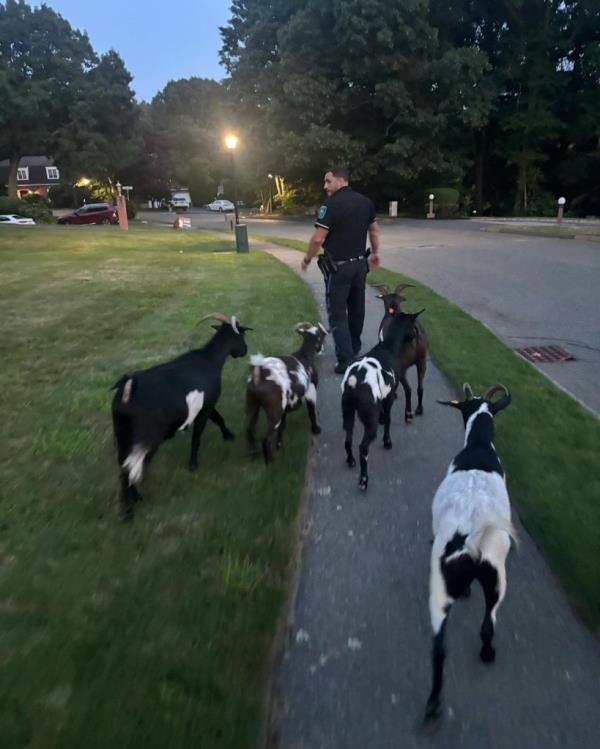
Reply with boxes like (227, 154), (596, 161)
(336, 254), (366, 265)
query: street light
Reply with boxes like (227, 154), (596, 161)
(427, 193), (435, 219)
(557, 196), (566, 223)
(224, 133), (240, 226)
(223, 133), (248, 253)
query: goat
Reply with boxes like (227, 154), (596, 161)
(425, 383), (517, 724)
(246, 322), (328, 464)
(374, 282), (428, 423)
(341, 309), (425, 490)
(111, 313), (251, 519)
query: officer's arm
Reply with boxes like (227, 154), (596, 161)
(302, 227), (328, 270)
(368, 221), (380, 267)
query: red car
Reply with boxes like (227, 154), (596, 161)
(58, 203), (118, 225)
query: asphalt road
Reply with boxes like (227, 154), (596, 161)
(258, 245), (600, 749)
(142, 210), (599, 415)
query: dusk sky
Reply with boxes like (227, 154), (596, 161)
(40, 0), (232, 101)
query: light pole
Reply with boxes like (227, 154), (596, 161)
(557, 196), (566, 223)
(427, 193), (435, 219)
(224, 133), (248, 252)
(267, 173), (274, 214)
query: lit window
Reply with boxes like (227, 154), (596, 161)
(46, 166), (59, 180)
(17, 167), (29, 181)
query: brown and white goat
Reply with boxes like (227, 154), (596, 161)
(246, 322), (327, 464)
(374, 283), (428, 422)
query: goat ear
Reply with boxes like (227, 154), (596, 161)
(490, 393), (512, 415)
(375, 294), (384, 299)
(436, 399), (461, 409)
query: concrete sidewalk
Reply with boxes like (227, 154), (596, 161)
(259, 245), (600, 749)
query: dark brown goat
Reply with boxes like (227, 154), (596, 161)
(246, 322), (327, 464)
(374, 283), (428, 422)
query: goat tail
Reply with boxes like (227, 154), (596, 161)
(112, 374), (136, 406)
(249, 354), (266, 386)
(466, 516), (519, 558)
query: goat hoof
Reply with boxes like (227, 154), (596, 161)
(424, 699), (442, 728)
(405, 413), (413, 424)
(223, 430), (235, 441)
(416, 406), (424, 415)
(346, 457), (356, 468)
(189, 462), (198, 472)
(312, 425), (322, 435)
(358, 477), (368, 491)
(383, 438), (393, 450)
(480, 644), (496, 663)
(120, 506), (135, 522)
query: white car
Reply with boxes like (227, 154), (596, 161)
(207, 199), (235, 212)
(0, 214), (36, 225)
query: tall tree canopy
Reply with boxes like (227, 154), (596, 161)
(0, 0), (137, 195)
(221, 0), (600, 215)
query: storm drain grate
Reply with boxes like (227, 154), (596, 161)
(516, 345), (577, 363)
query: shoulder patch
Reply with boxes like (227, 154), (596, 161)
(317, 205), (327, 220)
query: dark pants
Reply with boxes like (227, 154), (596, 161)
(324, 259), (368, 365)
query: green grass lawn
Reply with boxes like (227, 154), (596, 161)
(255, 234), (600, 632)
(480, 223), (600, 240)
(0, 226), (317, 748)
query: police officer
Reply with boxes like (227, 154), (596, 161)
(302, 167), (380, 373)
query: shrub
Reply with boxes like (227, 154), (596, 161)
(0, 195), (54, 223)
(126, 200), (138, 220)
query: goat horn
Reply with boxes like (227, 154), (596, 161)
(463, 383), (474, 400)
(201, 313), (232, 326)
(394, 283), (415, 295)
(373, 283), (391, 295)
(482, 383), (509, 402)
(294, 321), (314, 332)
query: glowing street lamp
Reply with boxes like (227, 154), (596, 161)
(223, 133), (248, 252)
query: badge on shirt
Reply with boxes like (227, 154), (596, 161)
(317, 205), (327, 220)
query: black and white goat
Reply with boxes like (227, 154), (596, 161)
(112, 313), (251, 519)
(374, 282), (428, 423)
(341, 309), (424, 490)
(246, 322), (327, 464)
(425, 383), (517, 724)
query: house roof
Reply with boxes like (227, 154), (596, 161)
(0, 155), (60, 187)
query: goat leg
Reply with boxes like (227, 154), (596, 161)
(276, 413), (287, 449)
(400, 373), (413, 423)
(342, 399), (356, 468)
(415, 359), (426, 416)
(306, 401), (321, 435)
(210, 407), (235, 441)
(189, 411), (210, 470)
(358, 418), (377, 491)
(382, 395), (393, 449)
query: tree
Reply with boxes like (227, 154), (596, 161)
(55, 50), (139, 182)
(0, 0), (95, 195)
(221, 0), (493, 206)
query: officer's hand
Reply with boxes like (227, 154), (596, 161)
(301, 256), (310, 272)
(369, 253), (380, 269)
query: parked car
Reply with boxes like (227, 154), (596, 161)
(207, 199), (235, 212)
(170, 191), (192, 210)
(57, 203), (118, 225)
(0, 214), (36, 225)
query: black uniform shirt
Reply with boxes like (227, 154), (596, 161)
(315, 186), (376, 261)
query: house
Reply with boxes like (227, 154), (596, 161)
(0, 156), (61, 198)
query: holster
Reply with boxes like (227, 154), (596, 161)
(317, 253), (338, 276)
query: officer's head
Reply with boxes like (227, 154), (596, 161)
(323, 167), (349, 196)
